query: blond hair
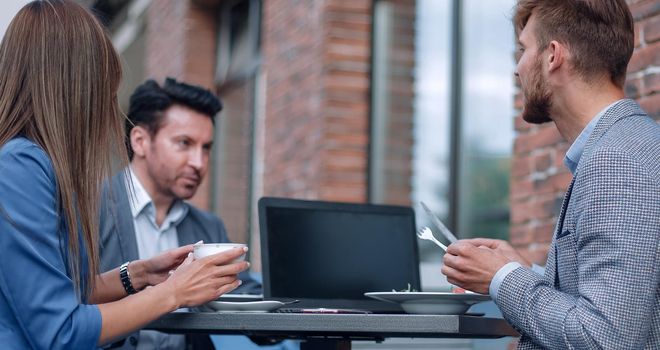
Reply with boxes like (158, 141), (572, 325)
(0, 0), (126, 298)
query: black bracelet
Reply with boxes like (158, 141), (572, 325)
(119, 261), (138, 295)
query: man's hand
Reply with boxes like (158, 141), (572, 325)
(462, 238), (531, 268)
(441, 240), (512, 294)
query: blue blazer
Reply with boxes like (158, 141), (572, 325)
(0, 137), (101, 349)
(497, 100), (660, 349)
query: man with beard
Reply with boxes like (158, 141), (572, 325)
(99, 78), (260, 350)
(442, 0), (659, 349)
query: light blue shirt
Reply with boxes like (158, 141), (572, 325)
(562, 101), (614, 174)
(125, 168), (188, 350)
(127, 167), (188, 261)
(0, 137), (102, 349)
(489, 100), (621, 300)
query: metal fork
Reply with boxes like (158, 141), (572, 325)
(416, 227), (447, 252)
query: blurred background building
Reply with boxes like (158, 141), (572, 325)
(73, 0), (659, 348)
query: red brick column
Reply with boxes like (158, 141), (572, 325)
(627, 0), (660, 119)
(261, 0), (373, 203)
(509, 0), (660, 264)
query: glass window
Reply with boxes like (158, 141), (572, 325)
(372, 0), (515, 283)
(372, 5), (516, 347)
(458, 0), (515, 240)
(410, 0), (452, 240)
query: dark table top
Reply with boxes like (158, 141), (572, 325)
(147, 311), (518, 341)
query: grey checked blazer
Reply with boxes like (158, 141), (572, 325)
(497, 99), (660, 349)
(99, 171), (260, 350)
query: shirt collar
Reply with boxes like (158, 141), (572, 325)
(563, 99), (621, 175)
(125, 167), (189, 228)
(126, 167), (152, 218)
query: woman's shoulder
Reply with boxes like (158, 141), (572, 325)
(1, 136), (49, 160)
(1, 136), (44, 155)
(0, 136), (53, 179)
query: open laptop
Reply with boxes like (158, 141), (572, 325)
(258, 197), (421, 313)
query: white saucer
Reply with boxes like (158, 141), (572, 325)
(205, 300), (285, 313)
(217, 294), (264, 302)
(365, 292), (490, 315)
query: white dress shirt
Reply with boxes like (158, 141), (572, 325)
(126, 168), (188, 350)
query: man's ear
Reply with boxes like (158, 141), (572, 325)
(130, 126), (150, 158)
(546, 40), (565, 73)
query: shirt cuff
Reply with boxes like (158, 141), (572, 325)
(489, 262), (522, 300)
(531, 263), (545, 276)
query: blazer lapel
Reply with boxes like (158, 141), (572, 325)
(177, 216), (197, 246)
(176, 211), (214, 246)
(111, 171), (140, 261)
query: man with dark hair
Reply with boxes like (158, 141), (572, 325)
(442, 1), (659, 349)
(99, 77), (260, 350)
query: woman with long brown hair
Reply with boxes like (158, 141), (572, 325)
(0, 1), (248, 348)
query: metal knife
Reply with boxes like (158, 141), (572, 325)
(420, 201), (458, 243)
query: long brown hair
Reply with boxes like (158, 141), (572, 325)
(514, 0), (634, 88)
(0, 0), (126, 298)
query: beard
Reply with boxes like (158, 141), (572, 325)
(521, 56), (552, 124)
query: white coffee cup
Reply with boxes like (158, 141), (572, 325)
(193, 243), (246, 262)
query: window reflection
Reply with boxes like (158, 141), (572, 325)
(458, 0), (514, 240)
(410, 0), (452, 264)
(373, 0), (515, 279)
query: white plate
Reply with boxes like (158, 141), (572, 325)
(205, 300), (284, 313)
(217, 294), (264, 302)
(364, 292), (490, 315)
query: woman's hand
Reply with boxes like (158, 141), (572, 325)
(126, 245), (194, 291)
(161, 246), (249, 308)
(96, 246), (248, 345)
(142, 245), (195, 287)
(91, 245), (194, 304)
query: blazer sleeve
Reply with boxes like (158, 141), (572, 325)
(0, 143), (101, 349)
(495, 147), (660, 349)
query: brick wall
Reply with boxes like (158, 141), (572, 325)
(509, 0), (660, 265)
(261, 0), (414, 205)
(320, 0), (373, 202)
(261, 0), (326, 200)
(261, 0), (373, 203)
(626, 0), (660, 119)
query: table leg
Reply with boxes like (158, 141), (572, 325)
(300, 339), (351, 350)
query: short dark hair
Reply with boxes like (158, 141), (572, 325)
(514, 0), (634, 88)
(126, 77), (223, 159)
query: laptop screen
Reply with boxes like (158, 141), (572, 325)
(258, 197), (420, 313)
